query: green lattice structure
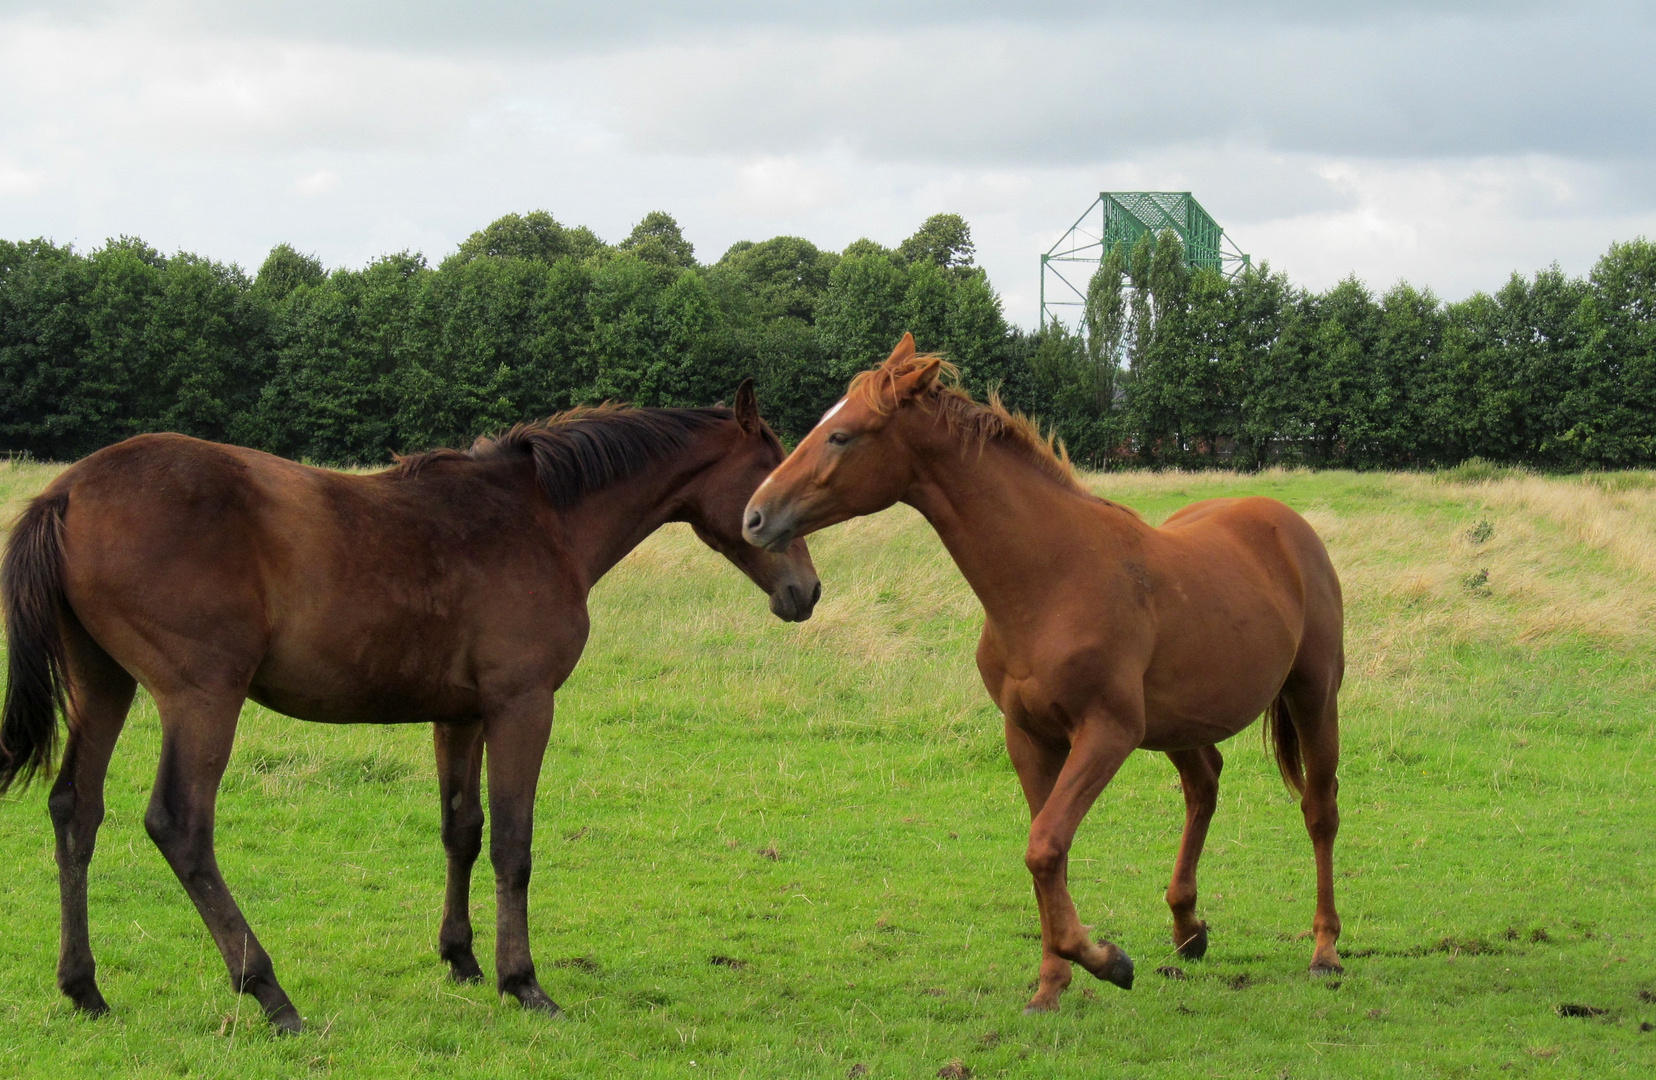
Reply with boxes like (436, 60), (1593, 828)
(1040, 192), (1251, 329)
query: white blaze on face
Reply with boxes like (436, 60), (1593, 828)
(755, 397), (847, 501)
(814, 398), (847, 431)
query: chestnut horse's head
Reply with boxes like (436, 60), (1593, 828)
(743, 333), (943, 553)
(682, 378), (821, 621)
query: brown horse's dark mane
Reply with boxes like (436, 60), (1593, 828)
(847, 354), (1087, 494)
(392, 403), (738, 509)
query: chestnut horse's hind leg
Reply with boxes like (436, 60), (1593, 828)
(48, 632), (136, 1016)
(1017, 716), (1138, 1013)
(1283, 677), (1344, 974)
(144, 692), (301, 1032)
(1164, 745), (1223, 960)
(433, 720), (487, 983)
(482, 691), (560, 1015)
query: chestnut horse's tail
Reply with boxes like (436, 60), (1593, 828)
(1265, 692), (1306, 796)
(1, 491), (71, 794)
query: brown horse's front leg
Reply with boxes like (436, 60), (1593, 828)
(1164, 745), (1223, 959)
(1022, 719), (1137, 1011)
(483, 691), (560, 1015)
(434, 719), (486, 983)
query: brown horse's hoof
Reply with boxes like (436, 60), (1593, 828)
(1022, 999), (1061, 1016)
(266, 1003), (303, 1034)
(447, 953), (485, 984)
(65, 986), (110, 1017)
(506, 981), (564, 1018)
(1175, 924), (1209, 960)
(1309, 958), (1344, 977)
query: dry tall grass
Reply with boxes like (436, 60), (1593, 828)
(607, 469), (1656, 716)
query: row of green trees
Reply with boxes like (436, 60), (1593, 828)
(2, 209), (1652, 469)
(0, 212), (1017, 463)
(1037, 230), (1656, 469)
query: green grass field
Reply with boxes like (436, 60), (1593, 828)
(1, 459), (1653, 1078)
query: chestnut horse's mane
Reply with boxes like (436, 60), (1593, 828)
(393, 403), (740, 509)
(847, 354), (1086, 493)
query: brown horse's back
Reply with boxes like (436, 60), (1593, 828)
(48, 433), (576, 725)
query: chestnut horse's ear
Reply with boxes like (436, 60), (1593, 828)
(882, 332), (917, 368)
(894, 356), (943, 400)
(733, 376), (760, 435)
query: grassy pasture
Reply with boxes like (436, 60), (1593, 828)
(1, 458), (1653, 1078)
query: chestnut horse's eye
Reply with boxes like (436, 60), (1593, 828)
(827, 432), (851, 446)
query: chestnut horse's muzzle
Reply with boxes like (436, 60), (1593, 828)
(743, 502), (799, 553)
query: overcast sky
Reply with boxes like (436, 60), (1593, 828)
(3, 0), (1653, 327)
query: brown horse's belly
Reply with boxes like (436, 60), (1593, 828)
(248, 669), (478, 726)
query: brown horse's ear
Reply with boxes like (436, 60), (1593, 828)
(733, 376), (760, 435)
(882, 332), (917, 368)
(894, 356), (943, 400)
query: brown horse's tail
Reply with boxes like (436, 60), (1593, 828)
(1264, 692), (1306, 797)
(1, 492), (71, 794)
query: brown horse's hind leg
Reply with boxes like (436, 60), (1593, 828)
(482, 691), (560, 1016)
(1020, 717), (1138, 1013)
(48, 629), (136, 1015)
(1164, 745), (1222, 960)
(434, 720), (486, 983)
(1283, 677), (1343, 974)
(144, 692), (301, 1032)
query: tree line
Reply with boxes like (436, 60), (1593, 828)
(1, 209), (1652, 469)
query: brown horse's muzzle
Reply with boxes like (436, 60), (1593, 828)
(769, 573), (821, 622)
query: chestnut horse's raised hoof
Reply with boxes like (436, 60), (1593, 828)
(0, 380), (816, 1028)
(745, 335), (1346, 1014)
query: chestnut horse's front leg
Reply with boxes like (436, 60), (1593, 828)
(1020, 715), (1138, 1013)
(1001, 719), (1069, 1012)
(482, 690), (561, 1015)
(433, 719), (486, 983)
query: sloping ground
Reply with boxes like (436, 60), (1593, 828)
(0, 466), (1651, 1078)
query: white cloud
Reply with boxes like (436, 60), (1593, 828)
(731, 156), (847, 216)
(292, 169), (340, 197)
(0, 16), (496, 154)
(0, 163), (45, 198)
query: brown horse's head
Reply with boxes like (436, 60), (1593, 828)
(684, 378), (821, 621)
(742, 333), (945, 552)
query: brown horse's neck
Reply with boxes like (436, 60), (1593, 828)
(547, 431), (730, 588)
(899, 420), (1139, 633)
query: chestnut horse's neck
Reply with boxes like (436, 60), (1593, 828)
(549, 425), (732, 588)
(898, 414), (1141, 633)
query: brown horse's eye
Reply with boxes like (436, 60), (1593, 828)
(827, 432), (851, 446)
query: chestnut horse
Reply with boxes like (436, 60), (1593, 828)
(744, 336), (1344, 1014)
(0, 381), (818, 1031)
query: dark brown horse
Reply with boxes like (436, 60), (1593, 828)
(0, 381), (818, 1031)
(743, 336), (1345, 1014)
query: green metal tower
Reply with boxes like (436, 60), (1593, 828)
(1040, 192), (1251, 329)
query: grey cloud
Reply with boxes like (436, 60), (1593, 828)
(585, 16), (1656, 165)
(0, 1), (1615, 53)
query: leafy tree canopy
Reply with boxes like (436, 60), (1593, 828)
(620, 211), (697, 270)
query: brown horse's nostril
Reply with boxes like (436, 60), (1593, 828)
(810, 581), (821, 605)
(746, 509), (763, 531)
